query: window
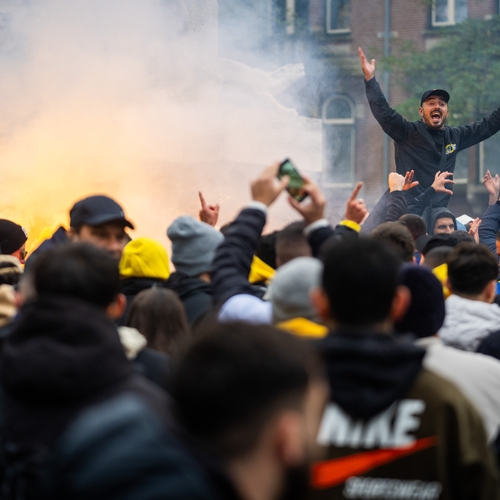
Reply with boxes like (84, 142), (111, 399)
(322, 96), (355, 186)
(326, 0), (350, 34)
(432, 0), (467, 26)
(480, 135), (500, 181)
(454, 151), (468, 183)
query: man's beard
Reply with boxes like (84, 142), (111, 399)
(276, 463), (310, 500)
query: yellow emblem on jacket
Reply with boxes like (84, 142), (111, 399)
(445, 143), (456, 155)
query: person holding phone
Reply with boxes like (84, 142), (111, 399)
(211, 162), (368, 324)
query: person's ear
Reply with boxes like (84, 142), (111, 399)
(390, 285), (411, 322)
(274, 412), (305, 466)
(485, 279), (497, 303)
(418, 107), (424, 118)
(445, 277), (452, 293)
(67, 227), (78, 242)
(310, 288), (330, 322)
(106, 293), (127, 320)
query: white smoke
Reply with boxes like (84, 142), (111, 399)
(0, 0), (322, 249)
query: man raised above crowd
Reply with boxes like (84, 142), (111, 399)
(358, 47), (500, 211)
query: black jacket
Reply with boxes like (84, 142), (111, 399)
(163, 272), (213, 326)
(44, 393), (242, 500)
(360, 190), (408, 235)
(211, 207), (268, 308)
(366, 77), (500, 208)
(0, 296), (170, 448)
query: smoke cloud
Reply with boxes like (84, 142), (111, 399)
(0, 0), (323, 250)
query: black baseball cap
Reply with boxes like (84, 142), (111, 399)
(69, 195), (134, 229)
(420, 89), (450, 106)
(0, 219), (28, 254)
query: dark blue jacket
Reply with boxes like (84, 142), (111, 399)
(478, 201), (500, 258)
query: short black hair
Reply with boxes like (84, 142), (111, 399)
(399, 214), (427, 241)
(31, 243), (120, 308)
(320, 238), (401, 326)
(450, 230), (475, 244)
(276, 221), (311, 265)
(255, 231), (278, 270)
(370, 222), (415, 263)
(171, 321), (322, 459)
(422, 246), (452, 270)
(447, 243), (498, 296)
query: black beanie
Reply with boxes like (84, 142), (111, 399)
(395, 264), (445, 339)
(0, 219), (27, 255)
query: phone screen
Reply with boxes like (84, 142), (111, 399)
(278, 159), (307, 202)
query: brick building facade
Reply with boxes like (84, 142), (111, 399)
(272, 0), (500, 214)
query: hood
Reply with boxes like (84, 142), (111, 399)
(120, 277), (165, 297)
(0, 296), (133, 404)
(427, 207), (456, 236)
(439, 294), (500, 351)
(163, 271), (212, 300)
(316, 331), (425, 419)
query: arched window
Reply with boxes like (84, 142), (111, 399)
(322, 95), (355, 186)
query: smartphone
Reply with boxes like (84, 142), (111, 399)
(278, 158), (308, 202)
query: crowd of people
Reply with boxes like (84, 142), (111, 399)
(1, 47), (500, 500)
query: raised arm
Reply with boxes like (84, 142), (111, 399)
(289, 179), (365, 257)
(478, 173), (500, 258)
(359, 47), (410, 144)
(211, 163), (288, 306)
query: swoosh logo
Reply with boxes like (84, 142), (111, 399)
(311, 436), (437, 489)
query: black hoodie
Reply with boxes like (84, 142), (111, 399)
(316, 330), (425, 419)
(0, 296), (169, 447)
(163, 271), (213, 326)
(310, 330), (499, 500)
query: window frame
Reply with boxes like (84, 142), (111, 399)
(326, 0), (351, 34)
(431, 0), (467, 27)
(322, 95), (355, 187)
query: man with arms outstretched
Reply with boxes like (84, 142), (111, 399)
(359, 47), (500, 211)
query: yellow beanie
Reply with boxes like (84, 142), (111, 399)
(249, 255), (275, 284)
(432, 263), (451, 299)
(119, 237), (170, 280)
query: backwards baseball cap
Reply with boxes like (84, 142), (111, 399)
(0, 219), (28, 255)
(69, 195), (134, 229)
(420, 89), (450, 106)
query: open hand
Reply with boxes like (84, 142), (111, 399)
(358, 47), (375, 81)
(251, 162), (289, 207)
(288, 176), (326, 225)
(431, 171), (455, 195)
(403, 170), (419, 191)
(483, 170), (500, 205)
(468, 217), (482, 243)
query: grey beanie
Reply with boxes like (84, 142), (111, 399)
(167, 216), (224, 277)
(268, 257), (323, 323)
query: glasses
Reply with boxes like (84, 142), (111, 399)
(20, 249), (28, 260)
